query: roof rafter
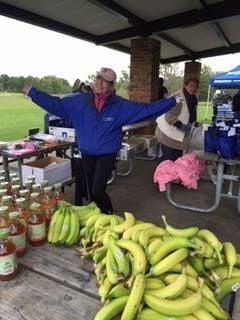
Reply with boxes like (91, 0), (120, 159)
(96, 0), (240, 44)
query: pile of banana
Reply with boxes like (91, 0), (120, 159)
(49, 204), (240, 320)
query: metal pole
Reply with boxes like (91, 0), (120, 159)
(205, 85), (211, 121)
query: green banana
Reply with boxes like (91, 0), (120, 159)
(223, 242), (237, 278)
(192, 308), (216, 320)
(202, 297), (228, 320)
(145, 278), (165, 290)
(106, 248), (120, 284)
(149, 237), (196, 265)
(94, 295), (129, 320)
(147, 238), (163, 256)
(117, 239), (147, 276)
(212, 266), (240, 281)
(66, 209), (80, 245)
(150, 248), (189, 276)
(144, 292), (202, 316)
(204, 256), (226, 270)
(93, 245), (108, 264)
(215, 277), (240, 302)
(113, 212), (135, 234)
(191, 237), (214, 258)
(197, 229), (223, 264)
(52, 207), (65, 244)
(47, 208), (61, 243)
(94, 214), (112, 231)
(162, 215), (199, 238)
(138, 226), (166, 249)
(121, 273), (145, 320)
(110, 240), (130, 278)
(86, 213), (102, 228)
(187, 256), (208, 276)
(98, 277), (112, 302)
(106, 283), (130, 299)
(138, 308), (198, 320)
(146, 274), (187, 299)
(58, 207), (71, 243)
(122, 223), (154, 240)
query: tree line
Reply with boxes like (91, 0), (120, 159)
(0, 64), (223, 101)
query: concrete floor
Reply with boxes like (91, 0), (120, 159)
(69, 158), (240, 251)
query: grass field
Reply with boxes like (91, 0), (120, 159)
(0, 93), (213, 142)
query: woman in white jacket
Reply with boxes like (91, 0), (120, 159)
(156, 78), (199, 161)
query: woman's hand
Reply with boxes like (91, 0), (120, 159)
(22, 84), (32, 96)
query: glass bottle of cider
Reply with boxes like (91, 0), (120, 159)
(16, 198), (30, 227)
(41, 187), (56, 225)
(9, 211), (27, 257)
(0, 206), (10, 232)
(0, 229), (18, 281)
(27, 203), (46, 246)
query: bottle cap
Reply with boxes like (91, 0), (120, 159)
(30, 192), (40, 199)
(0, 189), (8, 196)
(0, 229), (9, 239)
(9, 211), (20, 220)
(54, 183), (62, 190)
(0, 181), (9, 188)
(30, 202), (41, 212)
(19, 189), (29, 197)
(11, 177), (21, 185)
(16, 198), (26, 206)
(11, 185), (20, 192)
(40, 180), (49, 188)
(32, 184), (41, 192)
(1, 195), (12, 204)
(44, 186), (52, 193)
(0, 176), (6, 183)
(0, 206), (9, 215)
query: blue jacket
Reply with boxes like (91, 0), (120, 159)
(28, 87), (176, 155)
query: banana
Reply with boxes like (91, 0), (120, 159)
(66, 209), (80, 245)
(117, 239), (147, 276)
(93, 245), (108, 264)
(58, 207), (71, 243)
(86, 213), (102, 228)
(94, 295), (129, 320)
(192, 308), (216, 320)
(197, 229), (222, 264)
(215, 277), (240, 302)
(138, 226), (166, 249)
(145, 278), (165, 290)
(106, 283), (130, 299)
(122, 223), (154, 240)
(187, 256), (207, 276)
(110, 240), (130, 278)
(144, 292), (202, 316)
(106, 248), (120, 284)
(52, 207), (65, 244)
(98, 277), (112, 302)
(149, 237), (196, 265)
(113, 212), (135, 234)
(145, 274), (187, 299)
(162, 215), (199, 238)
(223, 242), (237, 278)
(202, 297), (228, 320)
(121, 273), (145, 320)
(150, 248), (189, 276)
(204, 256), (226, 270)
(212, 266), (240, 281)
(94, 214), (112, 231)
(236, 254), (240, 267)
(138, 308), (198, 320)
(131, 228), (146, 243)
(191, 237), (214, 258)
(147, 238), (163, 256)
(47, 208), (62, 243)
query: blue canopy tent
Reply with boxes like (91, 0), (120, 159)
(205, 66), (240, 119)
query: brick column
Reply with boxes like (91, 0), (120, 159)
(129, 37), (160, 134)
(184, 61), (202, 84)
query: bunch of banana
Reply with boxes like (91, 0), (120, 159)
(48, 203), (80, 245)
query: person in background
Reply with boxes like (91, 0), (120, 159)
(72, 78), (81, 93)
(221, 89), (232, 104)
(156, 77), (199, 162)
(158, 77), (168, 99)
(232, 89), (240, 112)
(212, 89), (222, 117)
(23, 67), (177, 214)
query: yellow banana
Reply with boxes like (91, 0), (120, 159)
(213, 266), (240, 281)
(215, 276), (240, 302)
(98, 277), (112, 302)
(149, 237), (196, 265)
(113, 212), (135, 234)
(187, 256), (207, 276)
(144, 292), (202, 316)
(52, 208), (65, 244)
(223, 242), (237, 278)
(110, 240), (130, 278)
(94, 295), (129, 320)
(202, 297), (228, 320)
(138, 226), (166, 249)
(58, 208), (71, 243)
(106, 248), (120, 284)
(86, 213), (102, 228)
(122, 223), (154, 240)
(150, 248), (189, 276)
(191, 237), (214, 258)
(197, 229), (223, 264)
(147, 238), (163, 256)
(93, 245), (108, 264)
(145, 278), (165, 290)
(106, 283), (130, 299)
(94, 214), (112, 231)
(47, 208), (61, 243)
(121, 273), (145, 320)
(162, 215), (199, 238)
(192, 308), (215, 320)
(138, 308), (198, 320)
(117, 239), (147, 276)
(145, 274), (187, 299)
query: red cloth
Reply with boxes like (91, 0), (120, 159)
(154, 153), (205, 192)
(94, 93), (106, 112)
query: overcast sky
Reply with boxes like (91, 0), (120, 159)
(1, 15), (240, 85)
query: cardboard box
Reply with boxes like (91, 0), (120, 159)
(21, 156), (72, 185)
(49, 127), (76, 142)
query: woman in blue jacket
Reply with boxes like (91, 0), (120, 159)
(23, 67), (176, 214)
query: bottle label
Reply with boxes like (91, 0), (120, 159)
(9, 232), (26, 251)
(0, 253), (16, 275)
(28, 223), (46, 241)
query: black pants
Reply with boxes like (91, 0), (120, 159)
(160, 144), (183, 162)
(71, 158), (88, 206)
(81, 153), (116, 214)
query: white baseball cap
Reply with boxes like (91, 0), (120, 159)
(96, 67), (117, 82)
